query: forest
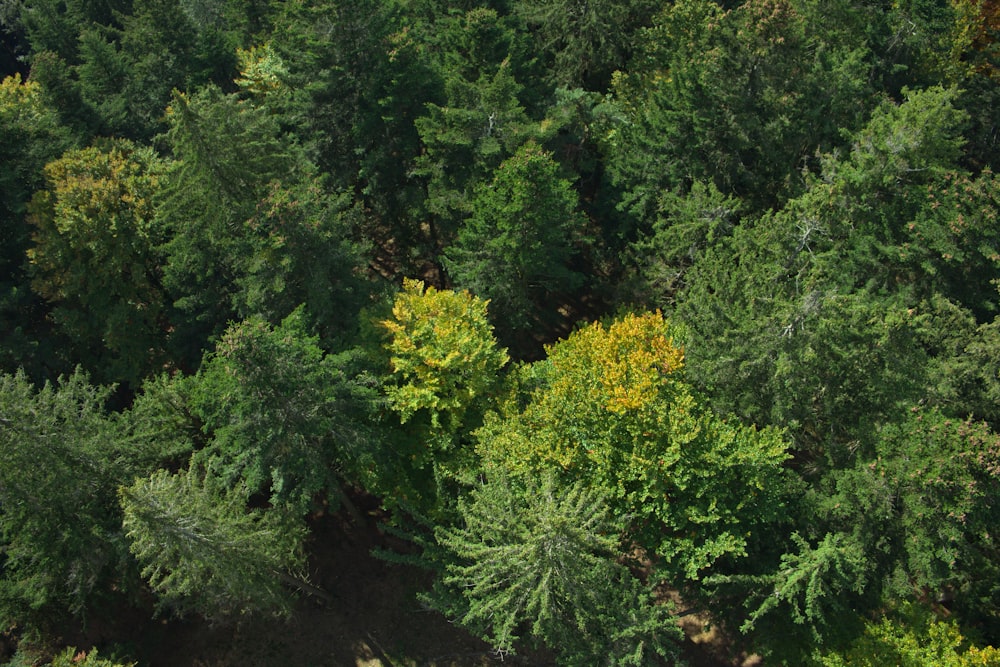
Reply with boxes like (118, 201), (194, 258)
(1, 0), (1000, 664)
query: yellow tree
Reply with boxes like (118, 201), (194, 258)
(379, 278), (509, 507)
(477, 312), (790, 581)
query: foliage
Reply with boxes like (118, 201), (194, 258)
(0, 72), (74, 379)
(26, 139), (169, 386)
(425, 470), (681, 665)
(477, 312), (790, 582)
(718, 407), (1000, 657)
(189, 307), (378, 514)
(605, 0), (872, 219)
(444, 141), (586, 338)
(382, 278), (508, 432)
(675, 86), (990, 459)
(120, 466), (306, 620)
(0, 371), (135, 627)
(811, 603), (1000, 667)
(155, 84), (304, 363)
(49, 646), (136, 667)
(413, 55), (534, 240)
(513, 0), (659, 91)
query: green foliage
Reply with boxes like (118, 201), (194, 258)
(626, 179), (741, 307)
(27, 139), (169, 385)
(444, 141), (585, 337)
(719, 408), (1000, 658)
(120, 467), (306, 620)
(413, 56), (534, 239)
(478, 312), (790, 582)
(606, 0), (873, 218)
(811, 603), (1000, 667)
(834, 410), (1000, 625)
(189, 307), (377, 514)
(0, 72), (74, 379)
(49, 646), (136, 667)
(722, 531), (871, 651)
(425, 470), (681, 665)
(0, 371), (135, 627)
(676, 87), (987, 459)
(513, 0), (659, 91)
(156, 84), (307, 362)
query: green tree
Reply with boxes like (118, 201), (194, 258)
(715, 408), (1000, 658)
(188, 307), (378, 515)
(605, 0), (873, 220)
(513, 0), (659, 91)
(382, 278), (508, 432)
(156, 84), (303, 364)
(0, 371), (145, 629)
(378, 279), (508, 508)
(413, 56), (534, 243)
(477, 312), (791, 583)
(444, 142), (585, 340)
(0, 73), (74, 379)
(26, 139), (169, 386)
(120, 466), (306, 620)
(625, 179), (741, 307)
(424, 470), (681, 665)
(811, 603), (1000, 667)
(675, 87), (989, 460)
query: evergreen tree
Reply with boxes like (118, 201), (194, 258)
(425, 470), (681, 665)
(120, 466), (306, 620)
(444, 141), (585, 342)
(189, 307), (378, 515)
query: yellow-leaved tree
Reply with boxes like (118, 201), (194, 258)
(477, 311), (790, 581)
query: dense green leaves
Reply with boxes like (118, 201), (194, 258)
(0, 371), (149, 627)
(382, 279), (508, 431)
(27, 139), (168, 385)
(2, 0), (1000, 661)
(189, 308), (377, 514)
(478, 312), (790, 582)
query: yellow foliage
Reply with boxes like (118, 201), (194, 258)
(546, 311), (684, 414)
(382, 279), (508, 430)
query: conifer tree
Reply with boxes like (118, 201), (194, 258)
(425, 470), (681, 665)
(120, 467), (307, 621)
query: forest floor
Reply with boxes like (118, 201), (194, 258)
(67, 496), (761, 667)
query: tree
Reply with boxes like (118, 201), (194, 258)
(120, 467), (306, 620)
(413, 56), (534, 243)
(0, 73), (74, 379)
(444, 141), (585, 341)
(605, 0), (873, 220)
(377, 279), (508, 507)
(714, 408), (1000, 658)
(382, 278), (508, 432)
(811, 603), (1000, 667)
(476, 312), (791, 583)
(675, 86), (987, 460)
(188, 307), (378, 515)
(0, 371), (139, 629)
(424, 470), (681, 665)
(156, 84), (303, 365)
(625, 179), (741, 307)
(26, 139), (169, 386)
(513, 0), (659, 91)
